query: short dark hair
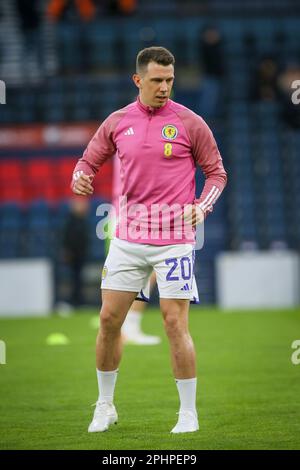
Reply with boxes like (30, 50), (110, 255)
(136, 47), (175, 74)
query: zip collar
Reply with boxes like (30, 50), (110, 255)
(136, 96), (171, 115)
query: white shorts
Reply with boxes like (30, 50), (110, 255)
(101, 238), (199, 303)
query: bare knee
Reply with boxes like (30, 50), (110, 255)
(161, 300), (189, 339)
(100, 306), (123, 335)
(164, 315), (182, 338)
(162, 309), (182, 338)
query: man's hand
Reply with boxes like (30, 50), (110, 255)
(183, 204), (204, 228)
(72, 171), (94, 196)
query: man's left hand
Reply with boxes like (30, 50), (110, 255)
(183, 204), (204, 227)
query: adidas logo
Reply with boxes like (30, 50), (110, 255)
(124, 127), (134, 136)
(180, 283), (190, 291)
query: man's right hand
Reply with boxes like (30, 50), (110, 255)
(72, 171), (94, 196)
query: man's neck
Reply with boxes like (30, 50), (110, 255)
(138, 95), (167, 110)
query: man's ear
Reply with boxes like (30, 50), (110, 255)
(132, 73), (142, 89)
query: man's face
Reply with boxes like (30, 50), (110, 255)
(133, 62), (175, 108)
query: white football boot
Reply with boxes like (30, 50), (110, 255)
(171, 410), (199, 434)
(88, 402), (118, 433)
(123, 332), (161, 345)
(121, 311), (161, 346)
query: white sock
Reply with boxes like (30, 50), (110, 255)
(175, 377), (197, 415)
(96, 369), (118, 404)
(122, 310), (142, 335)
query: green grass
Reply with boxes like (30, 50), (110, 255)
(0, 306), (300, 450)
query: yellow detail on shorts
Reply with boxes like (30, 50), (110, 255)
(102, 266), (108, 280)
(164, 143), (173, 158)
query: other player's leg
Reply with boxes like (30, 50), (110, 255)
(122, 272), (161, 345)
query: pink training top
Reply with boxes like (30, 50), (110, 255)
(112, 154), (121, 211)
(73, 97), (227, 245)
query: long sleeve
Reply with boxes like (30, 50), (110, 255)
(71, 109), (126, 185)
(179, 110), (227, 217)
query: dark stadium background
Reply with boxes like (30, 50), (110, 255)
(0, 0), (300, 451)
(0, 0), (299, 307)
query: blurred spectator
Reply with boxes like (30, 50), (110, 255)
(0, 4), (3, 65)
(199, 25), (225, 78)
(277, 61), (300, 129)
(62, 197), (90, 308)
(107, 0), (137, 15)
(15, 0), (44, 81)
(47, 0), (97, 74)
(250, 55), (280, 102)
(198, 25), (225, 119)
(47, 0), (96, 22)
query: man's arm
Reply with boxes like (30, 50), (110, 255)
(192, 118), (227, 216)
(180, 111), (227, 221)
(71, 111), (124, 195)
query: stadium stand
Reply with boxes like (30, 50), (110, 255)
(0, 0), (299, 303)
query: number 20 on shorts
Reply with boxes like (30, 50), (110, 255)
(165, 257), (192, 281)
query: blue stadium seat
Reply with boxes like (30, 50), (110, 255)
(23, 201), (53, 257)
(0, 203), (23, 258)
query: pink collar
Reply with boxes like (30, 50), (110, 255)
(136, 96), (171, 115)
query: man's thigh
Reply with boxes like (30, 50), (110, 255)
(101, 289), (138, 321)
(149, 244), (197, 301)
(101, 238), (152, 294)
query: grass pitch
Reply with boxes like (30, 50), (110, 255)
(0, 306), (299, 450)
